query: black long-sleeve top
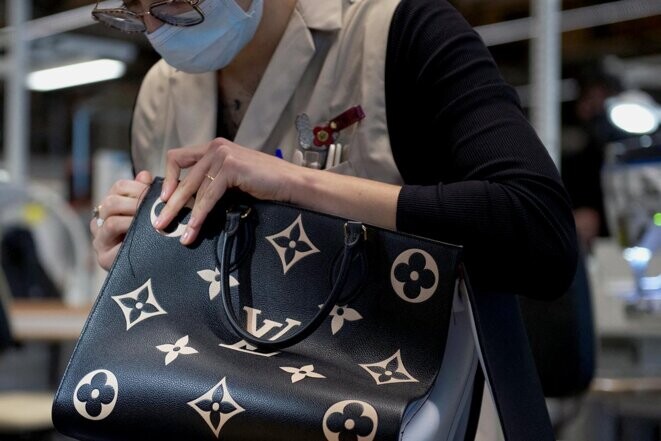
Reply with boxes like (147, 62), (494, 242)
(386, 0), (577, 299)
(211, 0), (577, 300)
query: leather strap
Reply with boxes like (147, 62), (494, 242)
(462, 274), (555, 441)
(218, 208), (366, 351)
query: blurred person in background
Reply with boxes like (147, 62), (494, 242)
(562, 70), (626, 251)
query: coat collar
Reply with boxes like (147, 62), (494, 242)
(234, 0), (344, 149)
(296, 0), (343, 32)
(172, 0), (344, 149)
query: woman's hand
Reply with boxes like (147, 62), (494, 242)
(155, 138), (304, 245)
(156, 138), (400, 245)
(91, 171), (153, 270)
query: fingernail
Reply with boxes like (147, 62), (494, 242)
(153, 216), (162, 229)
(181, 230), (190, 244)
(160, 190), (166, 200)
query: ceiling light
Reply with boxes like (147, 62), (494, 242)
(607, 91), (660, 135)
(27, 58), (126, 92)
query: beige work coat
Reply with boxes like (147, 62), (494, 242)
(131, 0), (403, 186)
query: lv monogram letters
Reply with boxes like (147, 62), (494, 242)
(220, 307), (302, 357)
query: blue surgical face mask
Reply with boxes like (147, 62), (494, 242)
(147, 0), (264, 73)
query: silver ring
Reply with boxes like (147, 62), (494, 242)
(205, 174), (215, 182)
(92, 204), (102, 219)
(96, 218), (105, 228)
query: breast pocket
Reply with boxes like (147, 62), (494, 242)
(326, 160), (357, 177)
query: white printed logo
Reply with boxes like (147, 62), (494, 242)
(188, 378), (244, 438)
(220, 307), (301, 357)
(197, 267), (239, 300)
(280, 364), (326, 383)
(390, 249), (439, 303)
(73, 370), (118, 421)
(320, 304), (363, 335)
(112, 279), (167, 330)
(150, 197), (194, 238)
(323, 400), (378, 441)
(266, 215), (320, 274)
(360, 350), (419, 386)
(156, 335), (198, 365)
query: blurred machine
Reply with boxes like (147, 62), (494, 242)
(603, 141), (661, 315)
(603, 92), (661, 316)
(0, 177), (91, 305)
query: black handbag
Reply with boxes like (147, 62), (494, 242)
(53, 178), (554, 440)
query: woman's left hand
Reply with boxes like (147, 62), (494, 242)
(154, 137), (305, 245)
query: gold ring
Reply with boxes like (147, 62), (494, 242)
(205, 174), (215, 182)
(92, 204), (102, 219)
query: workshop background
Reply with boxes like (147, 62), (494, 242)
(1, 1), (661, 440)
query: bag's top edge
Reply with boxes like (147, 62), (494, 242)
(149, 177), (464, 253)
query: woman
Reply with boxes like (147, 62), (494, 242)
(91, 0), (577, 299)
(90, 1), (576, 437)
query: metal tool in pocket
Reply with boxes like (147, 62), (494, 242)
(294, 106), (366, 169)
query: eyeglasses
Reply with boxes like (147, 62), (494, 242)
(92, 0), (205, 33)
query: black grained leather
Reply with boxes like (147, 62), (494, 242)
(53, 178), (461, 441)
(219, 210), (367, 350)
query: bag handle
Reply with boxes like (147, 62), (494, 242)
(218, 207), (366, 351)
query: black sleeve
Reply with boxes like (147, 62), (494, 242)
(385, 0), (577, 300)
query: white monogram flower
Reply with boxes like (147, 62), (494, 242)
(188, 378), (244, 438)
(156, 335), (198, 365)
(280, 364), (326, 383)
(197, 268), (239, 300)
(320, 304), (363, 335)
(266, 215), (320, 274)
(112, 279), (167, 331)
(360, 350), (419, 386)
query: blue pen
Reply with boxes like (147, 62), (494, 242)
(275, 149), (284, 159)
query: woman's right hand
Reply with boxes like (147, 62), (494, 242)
(91, 170), (153, 270)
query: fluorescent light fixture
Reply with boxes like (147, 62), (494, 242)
(27, 58), (126, 92)
(607, 91), (660, 135)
